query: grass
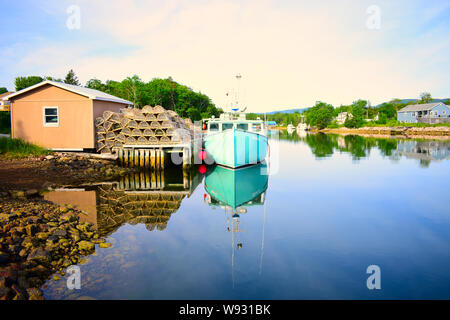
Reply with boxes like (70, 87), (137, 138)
(0, 137), (50, 158)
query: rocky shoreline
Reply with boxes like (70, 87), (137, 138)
(0, 152), (135, 300)
(0, 197), (112, 300)
(314, 126), (450, 139)
(0, 152), (134, 194)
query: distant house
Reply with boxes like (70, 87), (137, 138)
(2, 80), (133, 150)
(397, 102), (450, 124)
(335, 112), (352, 125)
(0, 92), (13, 111)
(266, 121), (277, 128)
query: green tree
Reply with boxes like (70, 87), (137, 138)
(305, 101), (334, 129)
(0, 87), (7, 94)
(14, 76), (43, 91)
(64, 69), (80, 85)
(121, 75), (145, 107)
(378, 103), (396, 119)
(45, 76), (63, 82)
(86, 78), (106, 91)
(84, 76), (221, 121)
(418, 92), (432, 104)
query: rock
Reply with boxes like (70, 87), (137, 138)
(77, 241), (95, 252)
(77, 296), (97, 300)
(0, 286), (12, 300)
(52, 229), (67, 237)
(36, 232), (50, 240)
(0, 252), (9, 265)
(84, 232), (94, 239)
(59, 206), (69, 213)
(0, 213), (9, 222)
(27, 248), (51, 263)
(26, 288), (43, 300)
(25, 225), (38, 237)
(45, 155), (55, 160)
(99, 242), (112, 249)
(11, 190), (25, 198)
(18, 249), (28, 258)
(25, 189), (39, 197)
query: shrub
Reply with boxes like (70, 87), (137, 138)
(327, 120), (339, 129)
(0, 112), (11, 134)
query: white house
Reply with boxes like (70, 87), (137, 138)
(335, 112), (352, 125)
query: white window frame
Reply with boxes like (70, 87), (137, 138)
(43, 106), (59, 127)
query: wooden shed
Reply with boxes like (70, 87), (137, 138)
(2, 80), (133, 150)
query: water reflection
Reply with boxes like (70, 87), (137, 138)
(395, 140), (450, 167)
(44, 167), (203, 236)
(205, 163), (268, 210)
(277, 130), (450, 164)
(204, 163), (269, 287)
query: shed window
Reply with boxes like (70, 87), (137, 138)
(43, 107), (59, 127)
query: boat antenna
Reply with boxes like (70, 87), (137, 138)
(235, 74), (242, 112)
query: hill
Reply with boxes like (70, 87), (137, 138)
(259, 98), (449, 115)
(257, 107), (309, 115)
(374, 98), (449, 107)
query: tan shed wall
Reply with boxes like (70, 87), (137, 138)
(10, 84), (128, 150)
(93, 100), (125, 119)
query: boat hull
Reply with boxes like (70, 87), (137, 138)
(204, 128), (268, 168)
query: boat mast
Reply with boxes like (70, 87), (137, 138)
(259, 192), (267, 275)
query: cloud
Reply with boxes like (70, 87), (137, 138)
(2, 0), (449, 111)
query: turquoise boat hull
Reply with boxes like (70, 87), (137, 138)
(205, 163), (268, 209)
(204, 128), (268, 168)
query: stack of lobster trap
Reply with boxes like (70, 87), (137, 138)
(96, 183), (185, 235)
(95, 105), (194, 154)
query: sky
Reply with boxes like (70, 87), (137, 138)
(0, 0), (449, 112)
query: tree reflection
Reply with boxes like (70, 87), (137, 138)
(276, 129), (449, 165)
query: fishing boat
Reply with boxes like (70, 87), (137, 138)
(287, 123), (295, 134)
(203, 74), (269, 168)
(297, 122), (309, 131)
(204, 112), (268, 168)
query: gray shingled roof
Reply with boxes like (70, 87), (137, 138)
(398, 102), (446, 112)
(2, 80), (133, 105)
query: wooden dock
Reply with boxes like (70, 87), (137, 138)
(117, 143), (194, 169)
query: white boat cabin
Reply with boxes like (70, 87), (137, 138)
(206, 112), (267, 136)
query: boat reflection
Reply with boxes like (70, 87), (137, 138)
(204, 163), (269, 286)
(205, 163), (268, 210)
(44, 167), (203, 236)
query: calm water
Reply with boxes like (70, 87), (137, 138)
(43, 131), (450, 299)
